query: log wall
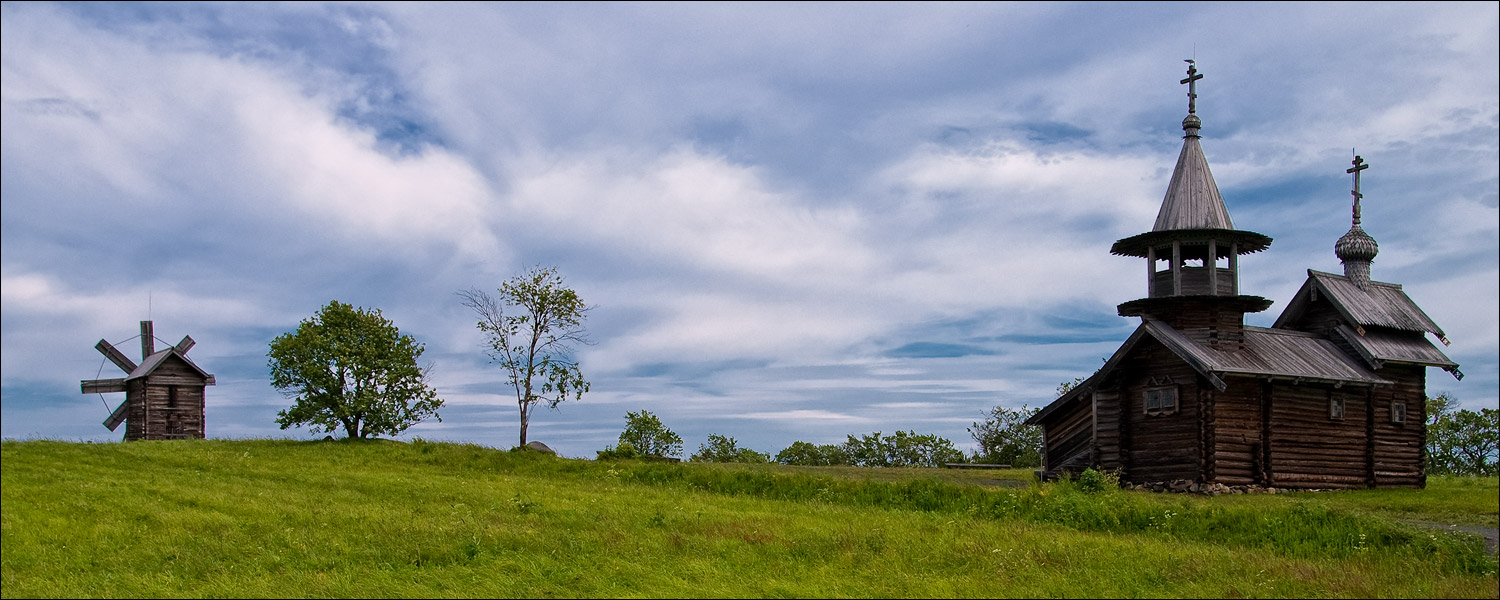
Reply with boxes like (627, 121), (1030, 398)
(1116, 341), (1202, 483)
(1264, 383), (1372, 489)
(1206, 379), (1262, 485)
(1372, 364), (1426, 487)
(1043, 396), (1094, 478)
(1285, 296), (1345, 338)
(1093, 391), (1123, 472)
(1150, 299), (1247, 350)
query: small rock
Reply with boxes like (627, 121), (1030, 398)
(524, 441), (557, 455)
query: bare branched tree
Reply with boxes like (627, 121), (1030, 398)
(458, 266), (591, 447)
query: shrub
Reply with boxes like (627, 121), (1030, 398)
(968, 404), (1042, 467)
(1074, 467), (1118, 494)
(596, 440), (641, 460)
(776, 441), (850, 466)
(616, 410), (682, 459)
(691, 434), (770, 463)
(842, 430), (965, 468)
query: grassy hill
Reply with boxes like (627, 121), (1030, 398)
(2, 439), (1496, 598)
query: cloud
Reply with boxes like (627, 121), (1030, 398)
(2, 3), (1495, 456)
(2, 4), (502, 267)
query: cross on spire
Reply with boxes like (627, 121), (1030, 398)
(1181, 60), (1204, 114)
(1347, 153), (1369, 224)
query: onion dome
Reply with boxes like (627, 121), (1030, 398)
(1335, 225), (1379, 263)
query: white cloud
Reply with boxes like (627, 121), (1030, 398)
(2, 3), (1495, 452)
(1, 4), (503, 263)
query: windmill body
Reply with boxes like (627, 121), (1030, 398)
(81, 321), (215, 440)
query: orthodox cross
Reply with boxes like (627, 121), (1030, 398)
(1181, 60), (1203, 114)
(1347, 154), (1369, 224)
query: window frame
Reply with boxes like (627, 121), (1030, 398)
(1142, 385), (1179, 416)
(1391, 401), (1407, 425)
(1329, 396), (1344, 420)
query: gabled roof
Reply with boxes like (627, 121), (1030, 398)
(1154, 132), (1232, 232)
(124, 348), (215, 384)
(1331, 325), (1459, 372)
(1274, 270), (1447, 337)
(1028, 318), (1387, 426)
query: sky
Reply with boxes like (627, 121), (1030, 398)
(3, 2), (1496, 459)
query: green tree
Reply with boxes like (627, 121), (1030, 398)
(968, 404), (1043, 467)
(268, 301), (442, 439)
(841, 430), (964, 468)
(616, 410), (682, 459)
(691, 434), (771, 463)
(459, 266), (591, 447)
(775, 441), (850, 466)
(1427, 394), (1499, 476)
(1427, 392), (1459, 425)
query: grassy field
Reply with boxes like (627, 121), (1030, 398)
(2, 439), (1496, 598)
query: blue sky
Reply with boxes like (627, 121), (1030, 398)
(3, 2), (1496, 458)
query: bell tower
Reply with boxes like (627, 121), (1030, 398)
(1109, 62), (1274, 349)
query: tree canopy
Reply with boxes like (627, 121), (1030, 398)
(268, 300), (442, 439)
(617, 410), (682, 459)
(775, 441), (850, 466)
(842, 430), (965, 468)
(968, 404), (1043, 468)
(691, 434), (770, 463)
(1426, 394), (1499, 476)
(459, 266), (590, 447)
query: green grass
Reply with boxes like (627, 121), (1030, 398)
(3, 439), (1496, 598)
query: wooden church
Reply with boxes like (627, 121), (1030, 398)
(1027, 63), (1461, 489)
(81, 320), (215, 440)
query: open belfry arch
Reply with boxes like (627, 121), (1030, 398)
(1026, 62), (1459, 489)
(81, 320), (215, 441)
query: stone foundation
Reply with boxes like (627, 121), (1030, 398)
(1125, 480), (1299, 495)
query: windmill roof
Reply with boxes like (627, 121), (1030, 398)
(124, 348), (215, 383)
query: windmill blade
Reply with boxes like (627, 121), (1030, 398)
(81, 378), (127, 394)
(176, 335), (196, 355)
(103, 399), (129, 431)
(95, 340), (138, 373)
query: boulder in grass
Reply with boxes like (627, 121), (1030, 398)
(524, 441), (557, 455)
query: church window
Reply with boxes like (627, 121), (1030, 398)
(1143, 386), (1178, 415)
(1391, 402), (1407, 425)
(1329, 397), (1344, 420)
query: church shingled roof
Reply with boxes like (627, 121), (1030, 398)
(1274, 270), (1447, 337)
(1027, 318), (1389, 426)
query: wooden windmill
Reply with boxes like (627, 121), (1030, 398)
(81, 321), (215, 440)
